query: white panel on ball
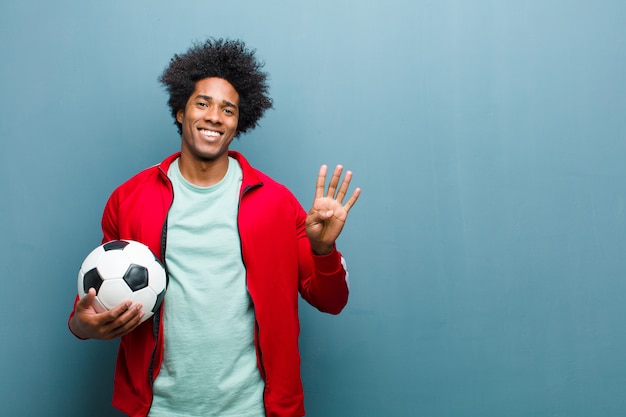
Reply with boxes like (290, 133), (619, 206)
(147, 262), (167, 292)
(124, 241), (159, 266)
(97, 250), (132, 279)
(98, 279), (133, 310)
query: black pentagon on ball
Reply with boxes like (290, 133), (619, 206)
(83, 268), (104, 294)
(123, 264), (149, 291)
(103, 240), (130, 251)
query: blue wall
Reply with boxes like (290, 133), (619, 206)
(1, 1), (625, 416)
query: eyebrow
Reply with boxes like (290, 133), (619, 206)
(195, 94), (238, 109)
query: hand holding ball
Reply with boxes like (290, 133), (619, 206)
(78, 240), (167, 323)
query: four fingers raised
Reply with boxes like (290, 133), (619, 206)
(315, 164), (361, 212)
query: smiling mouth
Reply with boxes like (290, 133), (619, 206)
(199, 128), (221, 138)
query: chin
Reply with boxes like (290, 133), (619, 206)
(196, 150), (228, 162)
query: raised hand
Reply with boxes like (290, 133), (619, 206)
(306, 164), (361, 255)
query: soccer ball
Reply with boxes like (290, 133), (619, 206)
(78, 240), (167, 322)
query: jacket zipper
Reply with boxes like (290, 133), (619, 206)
(148, 168), (174, 388)
(237, 183), (268, 410)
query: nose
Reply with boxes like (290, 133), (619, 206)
(204, 105), (222, 125)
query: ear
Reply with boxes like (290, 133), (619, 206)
(176, 109), (184, 124)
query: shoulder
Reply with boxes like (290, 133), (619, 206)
(249, 163), (296, 200)
(112, 165), (160, 198)
(108, 153), (177, 203)
(231, 151), (292, 194)
(233, 151), (303, 212)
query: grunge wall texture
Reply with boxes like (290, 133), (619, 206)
(1, 1), (625, 416)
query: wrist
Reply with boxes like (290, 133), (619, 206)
(311, 243), (335, 256)
(68, 315), (90, 340)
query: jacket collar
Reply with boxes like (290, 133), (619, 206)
(158, 150), (263, 190)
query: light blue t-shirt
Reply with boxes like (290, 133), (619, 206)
(149, 157), (265, 417)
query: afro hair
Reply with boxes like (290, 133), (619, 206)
(159, 38), (273, 136)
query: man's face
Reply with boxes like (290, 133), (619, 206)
(177, 77), (240, 163)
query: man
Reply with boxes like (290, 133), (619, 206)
(69, 38), (360, 417)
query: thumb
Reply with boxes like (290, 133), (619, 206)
(320, 209), (334, 218)
(77, 288), (96, 310)
(308, 209), (334, 224)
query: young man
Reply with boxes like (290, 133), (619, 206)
(69, 38), (360, 417)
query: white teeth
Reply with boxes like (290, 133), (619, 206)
(200, 129), (220, 137)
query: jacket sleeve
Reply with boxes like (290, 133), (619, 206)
(68, 189), (121, 337)
(101, 189), (121, 243)
(296, 204), (350, 314)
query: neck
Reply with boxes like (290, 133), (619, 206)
(178, 152), (230, 187)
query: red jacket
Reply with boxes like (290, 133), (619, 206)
(70, 151), (349, 417)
